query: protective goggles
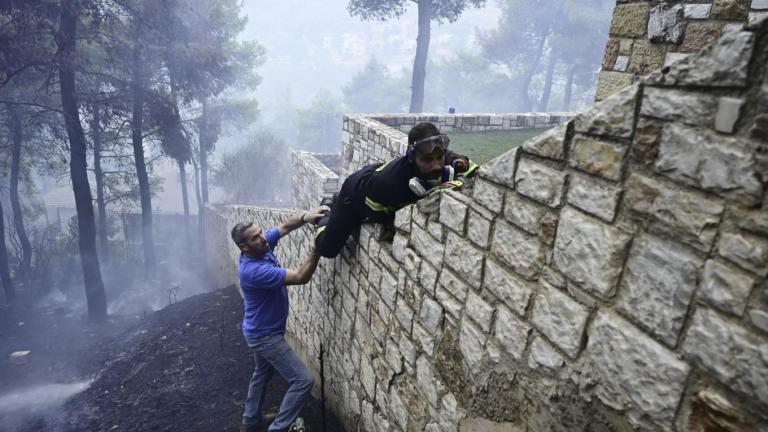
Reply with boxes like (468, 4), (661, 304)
(410, 134), (450, 155)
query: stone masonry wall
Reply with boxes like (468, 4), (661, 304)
(596, 0), (767, 101)
(208, 18), (768, 432)
(341, 113), (575, 178)
(291, 151), (341, 211)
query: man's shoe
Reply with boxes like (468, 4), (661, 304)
(287, 417), (306, 432)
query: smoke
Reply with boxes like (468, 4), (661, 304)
(0, 380), (92, 432)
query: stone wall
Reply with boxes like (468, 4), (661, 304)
(596, 0), (768, 101)
(291, 151), (341, 211)
(207, 19), (768, 432)
(204, 204), (237, 290)
(341, 113), (575, 178)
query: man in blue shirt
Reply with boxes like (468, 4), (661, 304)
(231, 205), (328, 432)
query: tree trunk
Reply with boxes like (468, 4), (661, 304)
(192, 155), (204, 234)
(200, 98), (210, 205)
(408, 0), (432, 113)
(0, 200), (15, 304)
(91, 104), (109, 263)
(538, 48), (557, 111)
(8, 105), (31, 281)
(563, 65), (576, 111)
(131, 43), (156, 279)
(57, 0), (107, 321)
(178, 159), (190, 236)
(519, 31), (548, 112)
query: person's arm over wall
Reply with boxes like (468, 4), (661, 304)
(278, 205), (329, 238)
(284, 248), (321, 286)
(445, 149), (478, 177)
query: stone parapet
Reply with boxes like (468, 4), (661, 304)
(341, 113), (575, 177)
(597, 0), (766, 101)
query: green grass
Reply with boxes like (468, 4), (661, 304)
(449, 128), (551, 165)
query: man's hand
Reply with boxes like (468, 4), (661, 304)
(278, 205), (330, 237)
(303, 205), (330, 225)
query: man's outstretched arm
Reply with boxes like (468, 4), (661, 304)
(277, 205), (329, 238)
(284, 248), (321, 286)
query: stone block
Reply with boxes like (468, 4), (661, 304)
(515, 158), (567, 207)
(714, 97), (744, 134)
(680, 21), (724, 53)
(569, 135), (627, 181)
(749, 309), (768, 333)
(528, 335), (565, 371)
(472, 178), (505, 214)
(624, 174), (724, 252)
(444, 232), (484, 289)
(595, 71), (634, 101)
(650, 29), (753, 87)
(483, 259), (533, 316)
(617, 235), (703, 347)
(619, 38), (633, 55)
(663, 52), (689, 67)
(603, 38), (619, 69)
(718, 231), (768, 276)
(648, 4), (684, 44)
(466, 291), (494, 332)
(700, 259), (755, 316)
(632, 118), (662, 166)
(494, 305), (531, 360)
(574, 84), (638, 139)
(467, 210), (491, 248)
(399, 332), (416, 365)
(361, 355), (376, 398)
(641, 87), (717, 128)
(439, 193), (468, 234)
(392, 233), (408, 263)
(389, 388), (410, 430)
(521, 122), (568, 160)
(395, 300), (415, 333)
(711, 0), (749, 19)
(435, 286), (462, 320)
(439, 269), (469, 302)
(614, 56), (629, 72)
(588, 311), (690, 429)
(683, 308), (768, 407)
(416, 356), (444, 408)
(531, 282), (590, 358)
(504, 191), (547, 235)
(380, 270), (398, 310)
(567, 172), (623, 222)
(411, 224), (444, 269)
(480, 148), (518, 188)
(628, 39), (667, 75)
(731, 206), (768, 237)
(419, 296), (444, 334)
(491, 220), (546, 280)
(610, 3), (650, 37)
(413, 322), (436, 355)
(684, 3), (711, 19)
(553, 207), (631, 298)
(656, 123), (762, 206)
(459, 319), (486, 371)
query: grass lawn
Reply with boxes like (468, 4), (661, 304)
(449, 128), (550, 165)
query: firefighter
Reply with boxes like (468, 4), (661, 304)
(314, 121), (478, 258)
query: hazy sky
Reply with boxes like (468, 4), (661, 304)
(240, 0), (501, 120)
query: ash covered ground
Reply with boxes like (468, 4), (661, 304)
(0, 287), (341, 432)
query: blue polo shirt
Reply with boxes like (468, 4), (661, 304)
(238, 228), (288, 340)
